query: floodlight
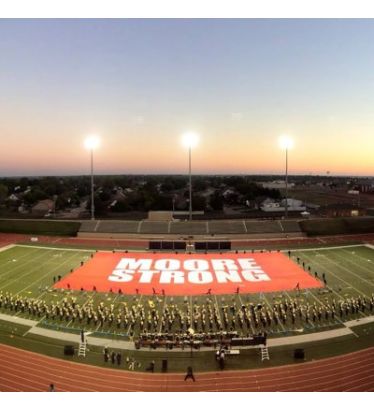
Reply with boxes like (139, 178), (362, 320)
(84, 135), (101, 151)
(279, 135), (294, 150)
(182, 132), (199, 149)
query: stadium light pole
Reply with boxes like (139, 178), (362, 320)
(84, 135), (101, 221)
(279, 135), (294, 219)
(182, 132), (199, 221)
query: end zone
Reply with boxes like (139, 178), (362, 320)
(54, 252), (322, 295)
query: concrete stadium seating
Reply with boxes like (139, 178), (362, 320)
(79, 219), (303, 236)
(139, 221), (169, 234)
(169, 221), (208, 235)
(280, 220), (302, 233)
(245, 220), (283, 234)
(208, 220), (246, 234)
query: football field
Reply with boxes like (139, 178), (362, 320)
(0, 243), (374, 341)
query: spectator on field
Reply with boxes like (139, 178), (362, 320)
(184, 366), (196, 382)
(146, 360), (155, 373)
(116, 352), (122, 366)
(111, 351), (116, 364)
(103, 347), (109, 363)
(49, 383), (55, 392)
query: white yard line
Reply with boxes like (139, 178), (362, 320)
(158, 295), (168, 333)
(262, 293), (286, 332)
(337, 249), (374, 282)
(0, 244), (16, 253)
(289, 244), (363, 252)
(0, 248), (58, 286)
(298, 251), (368, 299)
(319, 253), (373, 294)
(345, 315), (374, 328)
(0, 246), (42, 272)
(15, 244), (95, 252)
(15, 250), (85, 296)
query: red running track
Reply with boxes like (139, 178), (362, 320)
(0, 344), (373, 392)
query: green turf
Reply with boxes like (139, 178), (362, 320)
(0, 243), (374, 372)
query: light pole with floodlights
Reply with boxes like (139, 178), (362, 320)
(279, 135), (294, 219)
(182, 132), (199, 221)
(84, 135), (100, 220)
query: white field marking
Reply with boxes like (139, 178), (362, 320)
(126, 295), (143, 335)
(238, 293), (255, 334)
(305, 289), (356, 333)
(319, 252), (374, 293)
(262, 293), (286, 332)
(0, 248), (58, 285)
(365, 244), (374, 250)
(15, 244), (96, 252)
(296, 252), (353, 304)
(158, 295), (167, 333)
(5, 248), (86, 295)
(283, 289), (308, 331)
(0, 244), (16, 253)
(0, 246), (43, 272)
(15, 250), (85, 297)
(189, 295), (193, 331)
(297, 251), (368, 301)
(342, 246), (374, 268)
(345, 315), (374, 328)
(337, 249), (374, 281)
(288, 244), (365, 252)
(213, 294), (224, 332)
(93, 220), (100, 232)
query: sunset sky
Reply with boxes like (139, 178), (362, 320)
(0, 19), (374, 177)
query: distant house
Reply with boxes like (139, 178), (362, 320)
(7, 194), (20, 202)
(261, 198), (306, 212)
(262, 180), (295, 190)
(32, 199), (55, 216)
(222, 188), (236, 198)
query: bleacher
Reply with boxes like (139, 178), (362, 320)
(209, 220), (246, 234)
(139, 221), (169, 234)
(79, 219), (303, 236)
(80, 220), (140, 233)
(245, 220), (283, 234)
(279, 220), (302, 233)
(169, 221), (208, 235)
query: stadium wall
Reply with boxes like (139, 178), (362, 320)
(300, 217), (374, 236)
(0, 219), (81, 236)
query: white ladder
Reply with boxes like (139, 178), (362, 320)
(260, 345), (270, 361)
(78, 340), (88, 357)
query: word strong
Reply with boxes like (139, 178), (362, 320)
(54, 252), (322, 295)
(109, 257), (271, 285)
